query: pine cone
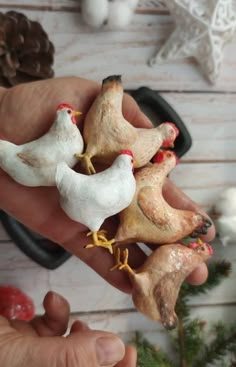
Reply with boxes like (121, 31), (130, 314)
(0, 11), (54, 87)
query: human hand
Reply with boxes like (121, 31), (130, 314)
(0, 77), (215, 292)
(0, 291), (135, 367)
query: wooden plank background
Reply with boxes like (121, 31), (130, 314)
(0, 0), (236, 351)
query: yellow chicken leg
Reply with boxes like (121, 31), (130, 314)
(85, 231), (115, 254)
(110, 248), (135, 275)
(74, 153), (96, 175)
(110, 248), (123, 271)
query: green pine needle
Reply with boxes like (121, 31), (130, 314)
(180, 260), (231, 299)
(174, 319), (206, 366)
(131, 332), (174, 367)
(175, 296), (190, 320)
(175, 260), (231, 321)
(192, 323), (236, 367)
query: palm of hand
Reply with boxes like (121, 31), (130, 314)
(0, 292), (134, 367)
(0, 77), (215, 292)
(0, 77), (154, 293)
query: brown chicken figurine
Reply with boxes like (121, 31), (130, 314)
(115, 150), (212, 245)
(112, 240), (213, 329)
(76, 75), (179, 174)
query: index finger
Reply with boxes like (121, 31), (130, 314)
(122, 93), (153, 128)
(162, 178), (215, 242)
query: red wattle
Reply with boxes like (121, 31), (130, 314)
(72, 115), (77, 124)
(153, 151), (165, 163)
(206, 243), (214, 256)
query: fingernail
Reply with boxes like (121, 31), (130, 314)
(96, 336), (125, 366)
(51, 291), (64, 304)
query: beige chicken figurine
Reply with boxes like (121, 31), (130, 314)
(112, 240), (213, 329)
(115, 150), (212, 245)
(75, 75), (179, 174)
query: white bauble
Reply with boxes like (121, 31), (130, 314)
(81, 0), (109, 28)
(126, 0), (139, 10)
(214, 188), (236, 217)
(106, 1), (134, 29)
(214, 187), (236, 246)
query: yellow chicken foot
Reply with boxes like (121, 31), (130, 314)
(85, 231), (115, 254)
(110, 248), (123, 271)
(110, 248), (135, 275)
(96, 229), (108, 241)
(119, 248), (136, 275)
(74, 153), (96, 175)
(87, 229), (109, 242)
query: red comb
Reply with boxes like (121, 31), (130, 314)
(153, 150), (179, 165)
(188, 242), (214, 257)
(120, 150), (133, 157)
(57, 103), (74, 111)
(153, 150), (165, 163)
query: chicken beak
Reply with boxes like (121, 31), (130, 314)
(71, 110), (82, 124)
(72, 111), (82, 116)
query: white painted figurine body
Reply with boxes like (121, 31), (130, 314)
(56, 150), (136, 253)
(0, 104), (83, 186)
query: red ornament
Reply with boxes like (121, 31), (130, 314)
(0, 286), (35, 321)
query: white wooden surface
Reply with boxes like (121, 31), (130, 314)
(0, 0), (236, 349)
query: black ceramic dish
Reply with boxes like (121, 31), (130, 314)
(131, 87), (192, 158)
(0, 87), (192, 269)
(0, 210), (72, 269)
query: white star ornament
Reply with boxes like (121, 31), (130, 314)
(149, 0), (236, 84)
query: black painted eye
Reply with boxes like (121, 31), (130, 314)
(67, 110), (71, 114)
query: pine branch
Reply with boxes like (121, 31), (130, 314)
(175, 295), (190, 320)
(131, 332), (174, 367)
(177, 318), (187, 367)
(174, 260), (232, 366)
(172, 319), (205, 367)
(174, 260), (230, 320)
(180, 260), (231, 299)
(130, 260), (233, 366)
(192, 323), (236, 367)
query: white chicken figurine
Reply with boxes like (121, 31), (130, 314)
(55, 150), (136, 253)
(213, 187), (236, 246)
(0, 104), (83, 186)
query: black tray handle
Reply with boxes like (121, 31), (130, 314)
(0, 211), (72, 270)
(131, 87), (192, 157)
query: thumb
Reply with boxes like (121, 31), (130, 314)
(64, 329), (126, 367)
(31, 291), (70, 336)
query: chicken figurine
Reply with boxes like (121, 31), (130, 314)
(115, 150), (212, 245)
(75, 75), (179, 174)
(0, 104), (83, 186)
(55, 150), (136, 253)
(112, 240), (213, 329)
